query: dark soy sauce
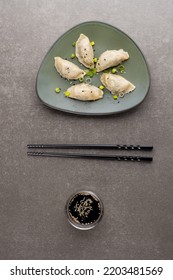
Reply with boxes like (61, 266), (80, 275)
(68, 192), (102, 225)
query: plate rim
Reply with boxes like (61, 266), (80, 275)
(36, 21), (150, 115)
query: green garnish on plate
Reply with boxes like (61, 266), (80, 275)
(79, 77), (84, 82)
(64, 91), (70, 97)
(118, 64), (125, 73)
(113, 95), (118, 100)
(71, 53), (75, 59)
(55, 87), (61, 93)
(91, 68), (97, 74)
(111, 68), (117, 74)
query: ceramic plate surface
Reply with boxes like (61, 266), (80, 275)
(36, 21), (150, 115)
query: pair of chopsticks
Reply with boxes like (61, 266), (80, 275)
(27, 144), (153, 162)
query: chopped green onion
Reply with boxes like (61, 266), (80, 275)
(89, 72), (94, 77)
(118, 64), (125, 70)
(85, 69), (96, 77)
(64, 91), (70, 97)
(118, 64), (125, 71)
(99, 85), (104, 90)
(71, 53), (75, 59)
(79, 77), (84, 82)
(103, 69), (109, 73)
(72, 41), (76, 47)
(85, 69), (90, 75)
(113, 95), (118, 100)
(55, 87), (61, 93)
(93, 57), (97, 63)
(111, 68), (117, 74)
(90, 41), (95, 46)
(91, 68), (97, 74)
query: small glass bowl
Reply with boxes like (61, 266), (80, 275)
(65, 190), (104, 230)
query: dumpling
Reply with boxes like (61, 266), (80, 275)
(54, 57), (85, 80)
(66, 83), (103, 101)
(75, 34), (94, 69)
(96, 49), (129, 72)
(100, 73), (135, 95)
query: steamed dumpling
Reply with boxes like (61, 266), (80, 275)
(54, 57), (85, 80)
(66, 83), (103, 101)
(75, 34), (94, 69)
(96, 49), (129, 72)
(100, 73), (135, 95)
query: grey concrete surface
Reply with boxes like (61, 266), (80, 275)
(0, 0), (173, 260)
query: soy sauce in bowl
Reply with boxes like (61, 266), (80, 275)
(65, 191), (104, 230)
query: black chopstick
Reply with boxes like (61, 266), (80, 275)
(27, 144), (153, 151)
(27, 151), (152, 162)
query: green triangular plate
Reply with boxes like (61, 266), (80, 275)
(36, 21), (150, 115)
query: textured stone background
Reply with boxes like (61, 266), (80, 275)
(0, 0), (173, 259)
